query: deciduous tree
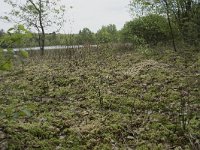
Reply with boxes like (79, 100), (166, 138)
(78, 28), (95, 45)
(2, 0), (66, 55)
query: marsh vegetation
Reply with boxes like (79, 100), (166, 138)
(0, 0), (200, 149)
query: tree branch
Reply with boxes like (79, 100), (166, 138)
(28, 0), (40, 12)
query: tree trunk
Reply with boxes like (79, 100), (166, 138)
(40, 32), (45, 56)
(38, 34), (41, 48)
(39, 0), (45, 56)
(28, 0), (45, 55)
(163, 0), (177, 52)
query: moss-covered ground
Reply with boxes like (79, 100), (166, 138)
(0, 48), (199, 149)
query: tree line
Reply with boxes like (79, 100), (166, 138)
(0, 24), (119, 48)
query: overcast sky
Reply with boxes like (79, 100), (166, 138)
(0, 0), (132, 33)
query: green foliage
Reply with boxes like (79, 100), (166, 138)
(19, 50), (29, 58)
(96, 24), (118, 44)
(96, 28), (111, 44)
(120, 21), (146, 45)
(130, 0), (200, 46)
(0, 25), (30, 71)
(0, 24), (32, 48)
(0, 48), (14, 71)
(121, 14), (177, 45)
(78, 28), (95, 45)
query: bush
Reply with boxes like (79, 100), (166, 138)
(0, 25), (31, 71)
(0, 49), (14, 71)
(121, 14), (178, 46)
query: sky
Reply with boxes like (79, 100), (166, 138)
(0, 0), (132, 33)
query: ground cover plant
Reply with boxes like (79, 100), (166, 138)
(0, 47), (199, 149)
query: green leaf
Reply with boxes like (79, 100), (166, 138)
(0, 61), (12, 71)
(18, 24), (25, 31)
(19, 50), (29, 58)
